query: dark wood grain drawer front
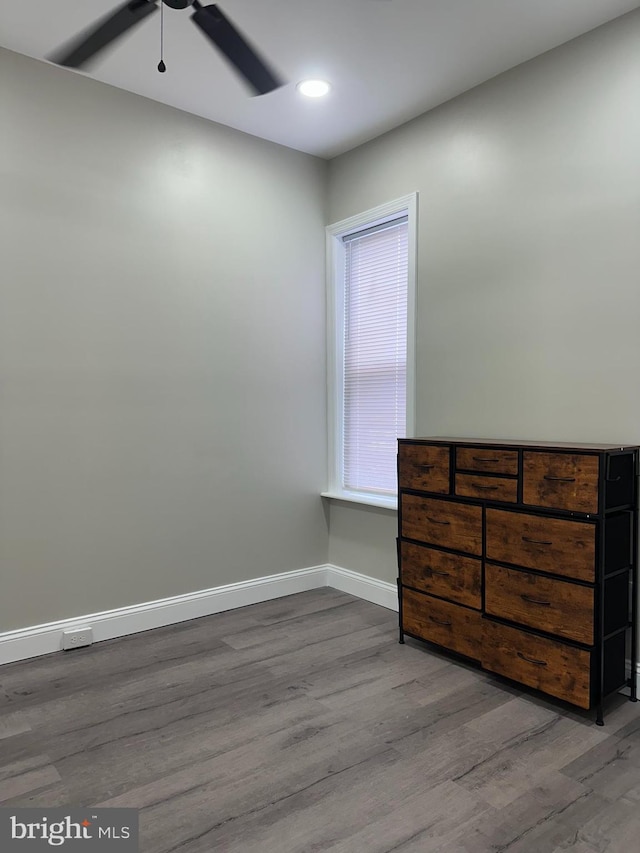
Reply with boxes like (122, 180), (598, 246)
(485, 509), (595, 583)
(455, 473), (517, 503)
(456, 447), (518, 476)
(398, 444), (450, 493)
(485, 564), (594, 645)
(482, 620), (591, 709)
(523, 452), (599, 513)
(401, 495), (482, 556)
(400, 541), (481, 609)
(402, 589), (481, 660)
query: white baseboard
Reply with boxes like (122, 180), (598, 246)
(0, 564), (398, 666)
(1, 565), (637, 700)
(326, 564), (398, 611)
(0, 565), (329, 666)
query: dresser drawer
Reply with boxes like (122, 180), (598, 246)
(455, 473), (517, 503)
(402, 588), (481, 660)
(401, 495), (482, 556)
(398, 443), (450, 493)
(456, 447), (518, 476)
(481, 620), (591, 709)
(485, 563), (594, 644)
(400, 541), (481, 609)
(523, 452), (599, 513)
(486, 508), (595, 582)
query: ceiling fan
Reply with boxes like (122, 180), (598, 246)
(49, 0), (283, 95)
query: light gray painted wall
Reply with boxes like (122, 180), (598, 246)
(327, 10), (640, 584)
(2, 9), (639, 630)
(0, 48), (328, 632)
(327, 501), (397, 582)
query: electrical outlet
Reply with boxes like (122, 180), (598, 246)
(62, 627), (93, 650)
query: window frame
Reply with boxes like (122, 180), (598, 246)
(323, 193), (418, 510)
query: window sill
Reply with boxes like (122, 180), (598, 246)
(321, 491), (398, 511)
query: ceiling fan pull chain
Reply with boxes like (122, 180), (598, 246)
(158, 1), (166, 72)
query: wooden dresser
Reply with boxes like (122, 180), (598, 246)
(397, 438), (638, 724)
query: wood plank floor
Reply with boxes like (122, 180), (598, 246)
(1, 588), (640, 852)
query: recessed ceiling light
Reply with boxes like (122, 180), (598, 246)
(297, 79), (331, 98)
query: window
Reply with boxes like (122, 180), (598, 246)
(324, 194), (417, 509)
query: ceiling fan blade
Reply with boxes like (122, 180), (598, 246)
(50, 0), (159, 69)
(191, 4), (283, 96)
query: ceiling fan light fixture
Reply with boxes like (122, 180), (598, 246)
(297, 79), (331, 98)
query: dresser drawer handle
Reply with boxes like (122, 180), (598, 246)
(473, 456), (499, 463)
(517, 651), (548, 667)
(418, 464), (435, 470)
(522, 536), (552, 546)
(428, 569), (451, 577)
(472, 483), (498, 491)
(543, 475), (576, 483)
(425, 516), (450, 525)
(429, 616), (452, 627)
(521, 594), (551, 607)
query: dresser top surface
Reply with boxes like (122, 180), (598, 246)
(400, 437), (638, 452)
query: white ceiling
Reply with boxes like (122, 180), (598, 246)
(2, 0), (639, 158)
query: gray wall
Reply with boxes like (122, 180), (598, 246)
(327, 10), (640, 584)
(2, 8), (639, 632)
(0, 48), (328, 631)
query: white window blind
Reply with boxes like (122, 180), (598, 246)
(342, 217), (408, 495)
